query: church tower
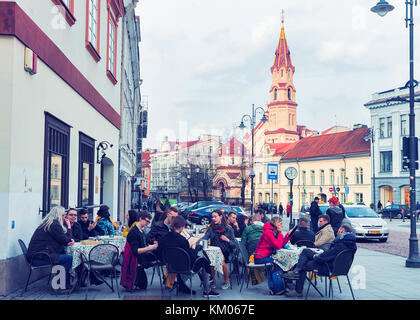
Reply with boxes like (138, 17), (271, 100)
(265, 11), (299, 144)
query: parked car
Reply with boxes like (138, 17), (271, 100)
(301, 204), (389, 242)
(231, 206), (246, 216)
(188, 204), (239, 225)
(180, 201), (224, 217)
(379, 204), (410, 219)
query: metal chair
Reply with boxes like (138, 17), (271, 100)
(295, 240), (315, 248)
(18, 239), (55, 296)
(305, 249), (356, 300)
(161, 247), (195, 300)
(237, 242), (272, 292)
(81, 244), (120, 299)
(138, 251), (164, 293)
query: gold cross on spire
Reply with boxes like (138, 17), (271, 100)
(281, 9), (285, 25)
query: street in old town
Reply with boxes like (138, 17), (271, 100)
(1, 0), (420, 304)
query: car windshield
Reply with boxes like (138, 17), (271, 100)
(346, 207), (379, 218)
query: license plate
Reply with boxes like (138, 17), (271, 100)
(368, 230), (380, 234)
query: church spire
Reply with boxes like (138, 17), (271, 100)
(271, 10), (294, 74)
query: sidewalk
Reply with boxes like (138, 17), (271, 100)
(2, 246), (420, 300)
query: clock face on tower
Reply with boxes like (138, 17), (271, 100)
(285, 167), (298, 180)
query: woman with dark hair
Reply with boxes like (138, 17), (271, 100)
(201, 209), (237, 290)
(152, 199), (164, 225)
(96, 205), (116, 236)
(121, 210), (158, 291)
(123, 210), (139, 238)
(157, 216), (220, 297)
(236, 214), (249, 238)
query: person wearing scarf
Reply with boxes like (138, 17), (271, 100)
(202, 209), (237, 290)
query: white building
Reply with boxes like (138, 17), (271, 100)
(150, 135), (221, 202)
(364, 86), (420, 207)
(0, 0), (131, 295)
(118, 1), (141, 221)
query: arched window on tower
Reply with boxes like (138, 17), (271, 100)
(274, 88), (278, 100)
(281, 69), (284, 77)
(288, 88), (291, 100)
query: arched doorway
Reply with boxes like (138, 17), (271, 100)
(401, 185), (410, 205)
(380, 186), (393, 205)
(100, 157), (114, 216)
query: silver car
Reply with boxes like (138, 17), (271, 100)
(341, 205), (389, 242)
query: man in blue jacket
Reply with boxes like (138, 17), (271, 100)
(282, 224), (357, 298)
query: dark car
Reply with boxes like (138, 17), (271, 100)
(180, 201), (224, 217)
(188, 204), (237, 225)
(379, 204), (410, 219)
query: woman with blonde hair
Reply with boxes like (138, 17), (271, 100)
(27, 206), (75, 293)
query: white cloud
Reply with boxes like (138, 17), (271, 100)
(137, 0), (420, 149)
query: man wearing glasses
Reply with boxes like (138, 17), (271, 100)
(66, 208), (83, 242)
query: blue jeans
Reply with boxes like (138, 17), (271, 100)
(32, 254), (73, 287)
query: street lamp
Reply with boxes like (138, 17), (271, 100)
(371, 0), (420, 268)
(239, 104), (268, 215)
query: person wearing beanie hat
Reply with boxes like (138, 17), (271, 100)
(326, 197), (344, 236)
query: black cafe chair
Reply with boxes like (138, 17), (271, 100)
(18, 239), (56, 296)
(295, 240), (315, 248)
(81, 244), (120, 300)
(305, 249), (356, 300)
(161, 247), (196, 300)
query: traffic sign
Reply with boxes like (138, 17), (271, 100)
(267, 163), (279, 180)
(336, 187), (341, 192)
(329, 187), (334, 192)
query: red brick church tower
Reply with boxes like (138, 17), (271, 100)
(264, 12), (300, 144)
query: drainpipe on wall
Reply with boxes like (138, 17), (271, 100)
(117, 0), (139, 222)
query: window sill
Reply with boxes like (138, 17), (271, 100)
(106, 70), (118, 85)
(86, 42), (101, 63)
(51, 0), (76, 26)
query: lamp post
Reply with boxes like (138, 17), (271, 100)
(239, 104), (268, 215)
(195, 165), (200, 202)
(364, 128), (380, 211)
(371, 0), (420, 267)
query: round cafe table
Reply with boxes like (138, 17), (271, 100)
(272, 246), (323, 271)
(65, 236), (126, 271)
(203, 245), (224, 274)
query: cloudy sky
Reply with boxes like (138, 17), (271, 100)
(135, 0), (420, 149)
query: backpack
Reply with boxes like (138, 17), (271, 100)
(268, 268), (286, 295)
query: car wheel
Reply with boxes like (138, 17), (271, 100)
(379, 238), (388, 243)
(396, 213), (402, 219)
(200, 217), (211, 225)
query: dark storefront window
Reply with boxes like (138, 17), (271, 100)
(78, 133), (95, 213)
(43, 113), (70, 216)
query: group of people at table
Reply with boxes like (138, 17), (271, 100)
(25, 195), (356, 298)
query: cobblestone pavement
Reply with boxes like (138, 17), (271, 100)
(356, 230), (410, 257)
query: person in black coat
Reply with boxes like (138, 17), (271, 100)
(309, 197), (322, 233)
(146, 208), (178, 246)
(290, 217), (315, 245)
(27, 206), (75, 292)
(78, 209), (104, 240)
(66, 209), (83, 242)
(282, 224), (357, 298)
(157, 216), (219, 297)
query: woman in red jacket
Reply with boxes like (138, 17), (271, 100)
(253, 217), (294, 294)
(254, 217), (291, 263)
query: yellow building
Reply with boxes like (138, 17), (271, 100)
(277, 128), (371, 210)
